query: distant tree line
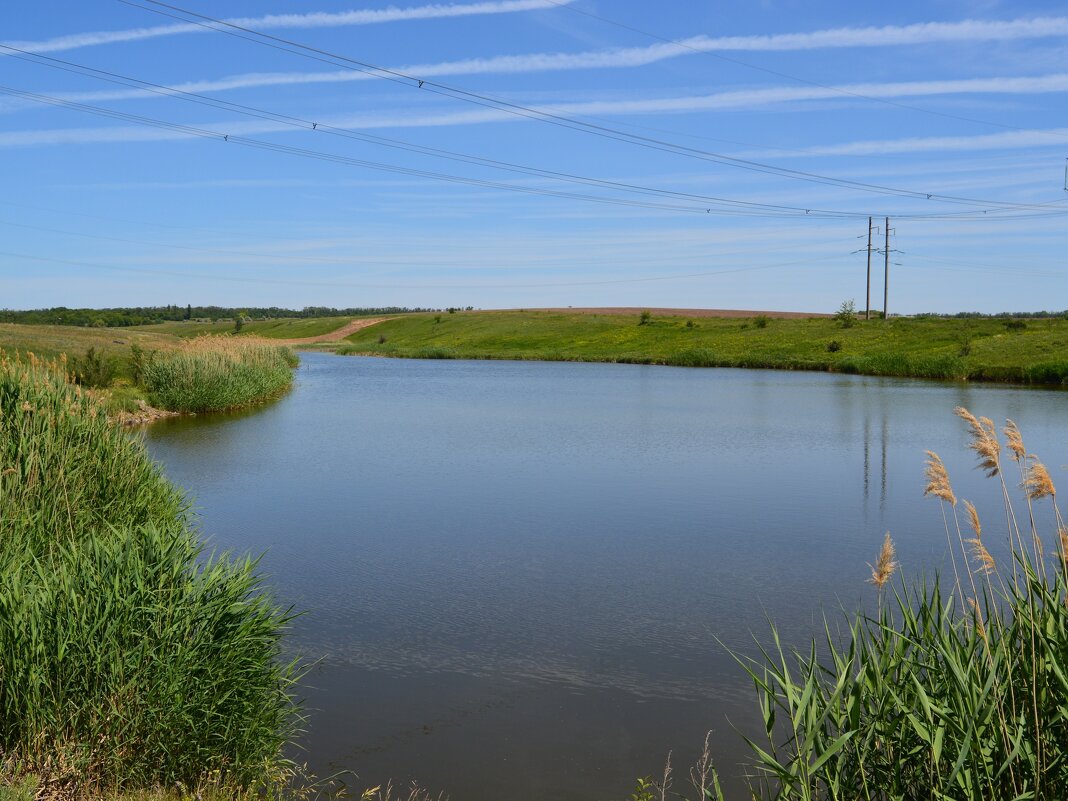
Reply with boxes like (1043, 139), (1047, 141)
(914, 310), (1068, 319)
(0, 305), (434, 327)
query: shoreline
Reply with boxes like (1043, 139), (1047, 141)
(326, 347), (1068, 387)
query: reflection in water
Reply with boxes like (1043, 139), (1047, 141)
(145, 356), (1067, 801)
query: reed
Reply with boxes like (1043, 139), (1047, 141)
(716, 409), (1068, 800)
(0, 355), (301, 797)
(139, 336), (297, 413)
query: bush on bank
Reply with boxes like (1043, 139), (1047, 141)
(0, 354), (301, 796)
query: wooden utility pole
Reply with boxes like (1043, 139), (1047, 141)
(883, 216), (890, 320)
(865, 216), (873, 320)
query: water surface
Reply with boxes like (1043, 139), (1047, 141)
(145, 354), (1068, 800)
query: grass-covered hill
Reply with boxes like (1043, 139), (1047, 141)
(336, 310), (1068, 384)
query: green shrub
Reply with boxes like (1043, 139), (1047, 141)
(638, 310), (652, 326)
(70, 346), (116, 388)
(0, 355), (301, 795)
(666, 348), (718, 368)
(834, 300), (857, 328)
(753, 315), (770, 329)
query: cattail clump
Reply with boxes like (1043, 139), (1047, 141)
(868, 533), (898, 589)
(955, 407), (1001, 477)
(924, 451), (957, 505)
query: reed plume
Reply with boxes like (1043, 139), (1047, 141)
(959, 500), (995, 574)
(868, 532), (897, 589)
(1023, 459), (1056, 500)
(923, 451), (957, 505)
(955, 406), (1001, 477)
(1004, 420), (1026, 462)
(967, 537), (996, 575)
(964, 500), (982, 538)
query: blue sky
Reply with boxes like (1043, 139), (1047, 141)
(2, 0), (1066, 313)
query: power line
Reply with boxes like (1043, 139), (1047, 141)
(1, 84), (793, 219)
(0, 44), (899, 219)
(541, 0), (1068, 143)
(113, 0), (1068, 212)
(6, 81), (1064, 225)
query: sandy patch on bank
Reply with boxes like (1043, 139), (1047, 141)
(115, 399), (181, 427)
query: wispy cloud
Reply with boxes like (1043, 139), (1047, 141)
(9, 38), (1068, 116)
(4, 11), (1067, 61)
(12, 69), (1068, 128)
(1, 0), (573, 54)
(687, 16), (1068, 51)
(7, 71), (1068, 148)
(768, 128), (1068, 157)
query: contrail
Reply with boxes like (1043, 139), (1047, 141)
(1, 0), (574, 55)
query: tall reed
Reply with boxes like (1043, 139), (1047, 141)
(716, 408), (1068, 800)
(140, 336), (297, 413)
(623, 409), (1068, 801)
(0, 354), (301, 796)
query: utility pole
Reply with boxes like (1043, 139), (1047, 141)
(883, 216), (890, 320)
(865, 216), (873, 320)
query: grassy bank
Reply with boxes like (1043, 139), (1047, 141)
(337, 311), (1068, 384)
(142, 316), (358, 339)
(0, 354), (301, 797)
(0, 325), (300, 415)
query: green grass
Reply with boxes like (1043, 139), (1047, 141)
(0, 354), (301, 797)
(0, 323), (176, 365)
(142, 316), (359, 339)
(336, 311), (1068, 384)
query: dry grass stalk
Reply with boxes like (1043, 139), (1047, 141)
(924, 451), (957, 505)
(1004, 419), (1026, 462)
(1023, 459), (1056, 500)
(868, 533), (898, 589)
(955, 406), (1001, 477)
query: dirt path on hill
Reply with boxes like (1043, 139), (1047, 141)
(277, 317), (389, 344)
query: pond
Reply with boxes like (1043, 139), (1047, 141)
(145, 353), (1067, 801)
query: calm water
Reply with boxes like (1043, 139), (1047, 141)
(145, 354), (1067, 800)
